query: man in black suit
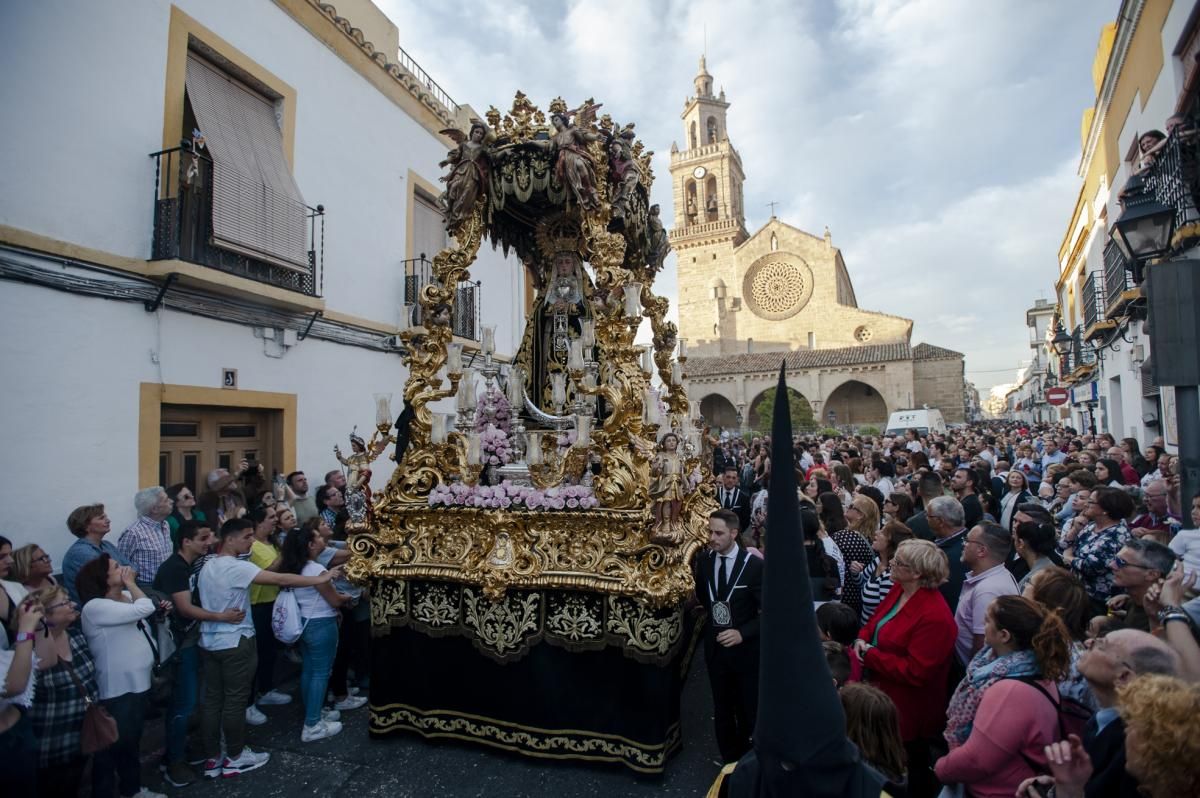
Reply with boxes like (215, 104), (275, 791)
(694, 508), (763, 764)
(905, 471), (944, 542)
(716, 467), (751, 533)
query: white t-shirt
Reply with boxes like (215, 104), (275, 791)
(81, 593), (156, 700)
(198, 556), (261, 651)
(294, 562), (338, 620)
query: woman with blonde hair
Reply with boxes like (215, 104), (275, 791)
(846, 494), (881, 538)
(840, 682), (907, 796)
(827, 494), (874, 617)
(854, 538), (956, 798)
(936, 595), (1073, 797)
(9, 543), (57, 593)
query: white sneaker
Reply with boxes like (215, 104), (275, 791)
(221, 747), (270, 777)
(301, 719), (344, 742)
(245, 704), (268, 725)
(257, 689), (292, 706)
(333, 694), (368, 711)
(131, 790), (168, 798)
(321, 708), (341, 722)
(348, 685), (361, 696)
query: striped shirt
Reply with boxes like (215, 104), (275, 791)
(117, 515), (173, 581)
(858, 555), (895, 625)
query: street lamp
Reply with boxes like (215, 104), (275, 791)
(1110, 173), (1175, 272)
(1050, 323), (1073, 357)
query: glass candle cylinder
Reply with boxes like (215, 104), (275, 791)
(623, 282), (642, 318)
(526, 432), (543, 465)
(466, 431), (482, 465)
(457, 370), (476, 411)
(575, 414), (592, 446)
(481, 325), (496, 356)
(670, 362), (683, 386)
(550, 372), (567, 408)
(688, 430), (703, 454)
(581, 320), (596, 350)
(644, 389), (661, 425)
(373, 393), (392, 427)
(568, 338), (585, 371)
(582, 370), (597, 391)
(431, 414), (448, 445)
(507, 366), (525, 409)
(677, 338), (687, 358)
(446, 343), (463, 374)
(641, 348), (654, 375)
(397, 303), (412, 331)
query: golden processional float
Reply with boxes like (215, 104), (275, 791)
(342, 94), (717, 773)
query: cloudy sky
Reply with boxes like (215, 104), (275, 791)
(378, 0), (1117, 395)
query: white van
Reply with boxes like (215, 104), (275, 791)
(884, 408), (947, 437)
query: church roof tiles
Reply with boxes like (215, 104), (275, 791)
(685, 343), (914, 377)
(912, 343), (964, 360)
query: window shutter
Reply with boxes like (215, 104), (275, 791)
(185, 56), (309, 271)
(413, 193), (448, 263)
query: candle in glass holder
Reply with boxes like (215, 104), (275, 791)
(670, 362), (683, 386)
(481, 325), (496, 356)
(457, 370), (477, 411)
(644, 388), (661, 425)
(582, 370), (597, 391)
(446, 343), (463, 374)
(397, 303), (412, 332)
(575, 414), (592, 446)
(568, 338), (585, 371)
(641, 348), (654, 375)
(689, 400), (701, 421)
(550, 372), (567, 409)
(466, 431), (482, 465)
(431, 414), (448, 445)
(687, 430), (703, 455)
(623, 282), (642, 318)
(506, 366), (524, 409)
(373, 393), (392, 427)
(677, 338), (687, 358)
(526, 432), (543, 465)
(581, 320), (596, 350)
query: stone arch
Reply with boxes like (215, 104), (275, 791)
(705, 175), (718, 220)
(685, 179), (698, 220)
(700, 393), (739, 430)
(707, 115), (718, 143)
(689, 121), (697, 150)
(747, 386), (816, 432)
(823, 378), (888, 429)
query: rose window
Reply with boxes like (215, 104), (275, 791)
(743, 259), (812, 320)
(854, 325), (873, 342)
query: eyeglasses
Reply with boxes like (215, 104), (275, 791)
(964, 537), (987, 548)
(32, 554), (51, 564)
(1111, 555), (1153, 571)
(44, 601), (74, 612)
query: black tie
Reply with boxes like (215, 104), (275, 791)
(722, 489), (731, 508)
(717, 555), (729, 597)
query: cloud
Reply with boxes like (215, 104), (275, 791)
(375, 0), (1115, 396)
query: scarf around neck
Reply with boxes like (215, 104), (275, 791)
(944, 646), (1041, 748)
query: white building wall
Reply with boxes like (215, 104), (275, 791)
(0, 1), (525, 564)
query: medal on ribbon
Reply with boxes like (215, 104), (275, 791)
(712, 600), (732, 628)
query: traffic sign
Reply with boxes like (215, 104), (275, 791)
(1046, 387), (1070, 406)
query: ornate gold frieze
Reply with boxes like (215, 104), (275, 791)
(370, 702), (682, 774)
(370, 579), (690, 665)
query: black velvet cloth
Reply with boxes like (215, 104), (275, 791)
(368, 606), (701, 773)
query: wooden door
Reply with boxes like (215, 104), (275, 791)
(159, 405), (278, 493)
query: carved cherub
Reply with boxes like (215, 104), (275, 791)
(649, 432), (686, 539)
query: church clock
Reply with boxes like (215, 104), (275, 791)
(692, 165), (707, 179)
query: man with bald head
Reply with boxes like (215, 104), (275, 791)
(1075, 629), (1180, 798)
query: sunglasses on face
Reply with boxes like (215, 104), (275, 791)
(1111, 556), (1153, 570)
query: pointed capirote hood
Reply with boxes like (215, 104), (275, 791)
(727, 363), (882, 797)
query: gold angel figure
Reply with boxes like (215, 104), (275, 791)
(438, 120), (494, 231)
(334, 427), (390, 504)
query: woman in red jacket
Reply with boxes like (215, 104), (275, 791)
(853, 538), (957, 798)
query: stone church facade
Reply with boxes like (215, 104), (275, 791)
(668, 57), (966, 430)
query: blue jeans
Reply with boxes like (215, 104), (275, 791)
(165, 644), (199, 764)
(299, 617), (339, 726)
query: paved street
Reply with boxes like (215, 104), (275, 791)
(138, 654), (722, 797)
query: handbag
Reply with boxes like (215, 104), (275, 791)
(64, 660), (118, 754)
(138, 619), (177, 706)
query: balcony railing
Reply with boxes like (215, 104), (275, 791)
(1143, 121), (1200, 252)
(1071, 326), (1096, 373)
(1102, 239), (1134, 315)
(150, 146), (323, 297)
(404, 256), (481, 341)
(396, 45), (458, 116)
(1081, 270), (1106, 332)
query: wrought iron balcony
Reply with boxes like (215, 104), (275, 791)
(403, 256), (481, 341)
(1143, 121), (1200, 252)
(1071, 326), (1096, 375)
(150, 146), (324, 297)
(1081, 270), (1108, 337)
(1102, 239), (1135, 317)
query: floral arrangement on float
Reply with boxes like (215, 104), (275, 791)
(427, 481), (600, 510)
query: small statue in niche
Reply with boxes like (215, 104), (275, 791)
(438, 120), (494, 231)
(547, 103), (603, 213)
(646, 204), (671, 272)
(649, 432), (686, 542)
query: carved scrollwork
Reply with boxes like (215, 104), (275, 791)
(606, 595), (683, 658)
(462, 588), (542, 658)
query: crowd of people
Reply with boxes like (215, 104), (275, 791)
(700, 422), (1200, 797)
(0, 461), (368, 797)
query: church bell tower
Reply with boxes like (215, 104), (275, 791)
(669, 56), (747, 353)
